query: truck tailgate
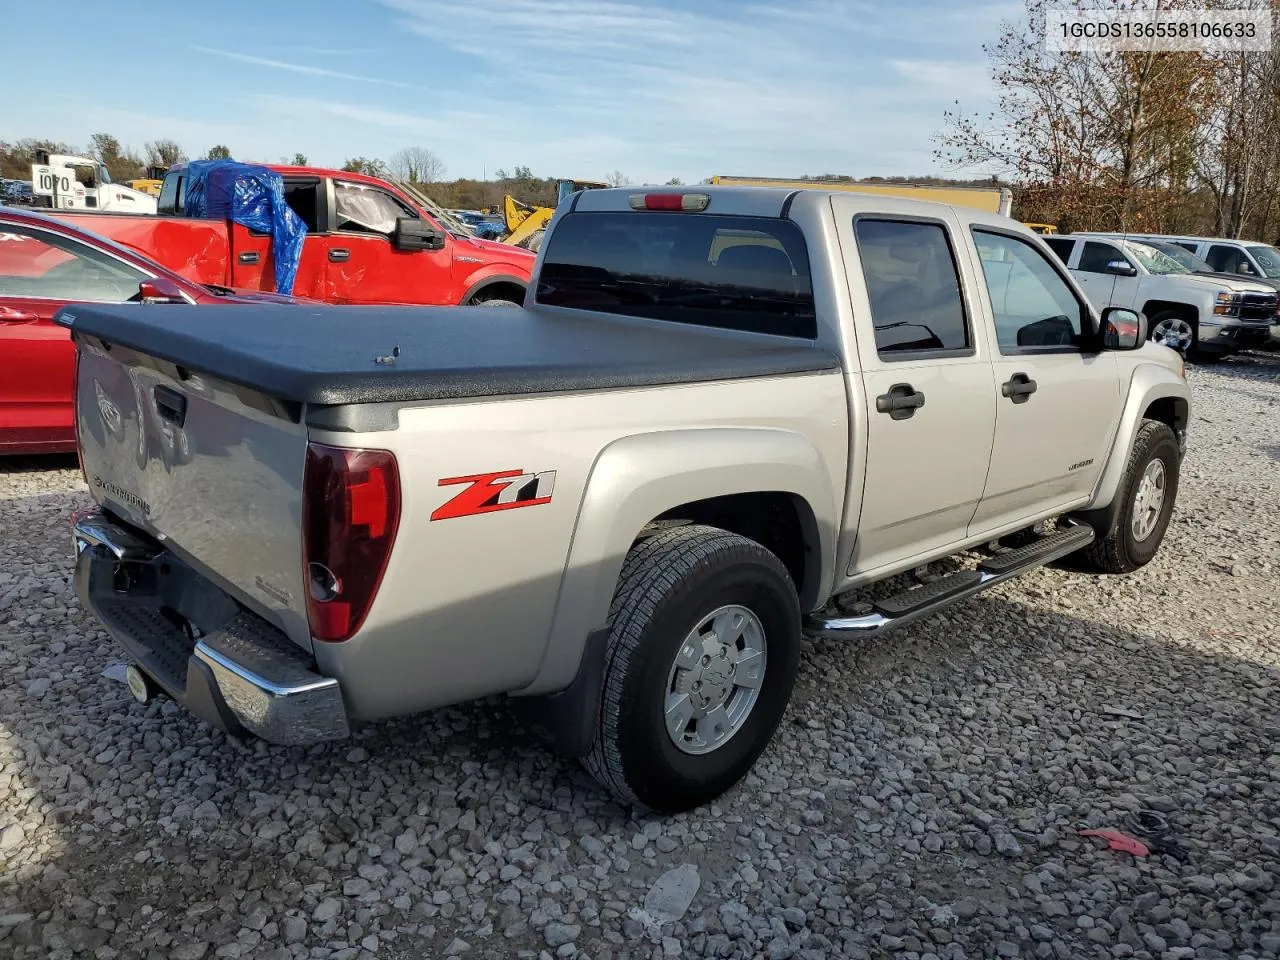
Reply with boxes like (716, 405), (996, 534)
(72, 332), (312, 652)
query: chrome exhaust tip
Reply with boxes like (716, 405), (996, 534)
(125, 664), (157, 705)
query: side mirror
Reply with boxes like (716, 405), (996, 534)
(393, 217), (446, 252)
(1105, 259), (1137, 277)
(138, 277), (187, 304)
(1101, 307), (1146, 350)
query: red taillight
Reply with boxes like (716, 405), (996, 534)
(302, 442), (400, 643)
(628, 192), (711, 212)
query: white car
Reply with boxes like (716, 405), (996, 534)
(1043, 232), (1276, 356)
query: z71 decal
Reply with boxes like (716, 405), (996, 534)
(430, 469), (557, 521)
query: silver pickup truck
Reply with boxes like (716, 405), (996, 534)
(61, 185), (1191, 814)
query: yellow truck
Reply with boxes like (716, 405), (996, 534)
(709, 176), (1013, 218)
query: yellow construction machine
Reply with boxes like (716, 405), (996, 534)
(501, 178), (609, 251)
(127, 165), (169, 199)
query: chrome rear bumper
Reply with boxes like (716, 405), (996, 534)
(72, 506), (349, 745)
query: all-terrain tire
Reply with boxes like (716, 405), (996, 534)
(582, 524), (802, 813)
(1082, 419), (1181, 574)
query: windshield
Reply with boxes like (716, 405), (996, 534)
(1244, 244), (1280, 278)
(1119, 240), (1189, 276)
(1145, 240), (1214, 273)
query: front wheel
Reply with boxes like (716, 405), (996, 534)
(583, 524), (802, 813)
(1082, 419), (1181, 574)
(1148, 311), (1197, 356)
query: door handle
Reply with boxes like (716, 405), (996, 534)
(152, 385), (187, 427)
(875, 383), (926, 420)
(328, 248), (350, 263)
(1001, 373), (1038, 403)
(237, 251), (260, 265)
(0, 306), (39, 324)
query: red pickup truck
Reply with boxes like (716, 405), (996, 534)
(49, 164), (537, 307)
(0, 205), (303, 455)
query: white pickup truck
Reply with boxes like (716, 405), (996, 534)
(62, 186), (1191, 813)
(1043, 231), (1277, 357)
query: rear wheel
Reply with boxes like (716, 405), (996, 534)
(583, 524), (802, 813)
(470, 297), (521, 307)
(1082, 419), (1181, 574)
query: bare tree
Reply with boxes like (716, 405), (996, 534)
(605, 170), (631, 187)
(89, 133), (144, 181)
(387, 147), (446, 183)
(933, 0), (1215, 231)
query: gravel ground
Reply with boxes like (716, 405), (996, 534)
(1, 352), (1277, 960)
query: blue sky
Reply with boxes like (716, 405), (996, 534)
(5, 0), (1015, 184)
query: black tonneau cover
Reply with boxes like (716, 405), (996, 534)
(57, 303), (839, 405)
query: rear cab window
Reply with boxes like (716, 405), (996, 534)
(535, 211), (817, 338)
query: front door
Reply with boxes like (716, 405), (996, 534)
(835, 205), (998, 575)
(0, 223), (148, 451)
(327, 179), (455, 305)
(1071, 239), (1141, 313)
(966, 227), (1124, 532)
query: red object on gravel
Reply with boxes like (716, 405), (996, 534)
(1078, 828), (1150, 856)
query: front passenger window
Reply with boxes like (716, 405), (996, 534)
(1078, 241), (1127, 274)
(972, 229), (1089, 353)
(334, 182), (414, 239)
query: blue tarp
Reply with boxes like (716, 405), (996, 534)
(181, 159), (306, 296)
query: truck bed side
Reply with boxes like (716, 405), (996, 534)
(44, 211), (231, 288)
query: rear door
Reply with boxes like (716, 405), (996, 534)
(965, 226), (1123, 531)
(835, 201), (998, 574)
(327, 179), (454, 304)
(228, 176), (328, 298)
(0, 222), (149, 451)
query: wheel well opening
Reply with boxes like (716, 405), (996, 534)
(468, 281), (526, 305)
(1141, 300), (1197, 324)
(648, 492), (819, 609)
(1143, 396), (1188, 433)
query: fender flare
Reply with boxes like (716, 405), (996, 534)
(1073, 360), (1190, 534)
(516, 427), (839, 698)
(461, 272), (529, 305)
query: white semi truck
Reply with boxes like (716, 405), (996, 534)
(29, 152), (157, 215)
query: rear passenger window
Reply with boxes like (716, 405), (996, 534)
(1043, 237), (1075, 264)
(854, 219), (970, 357)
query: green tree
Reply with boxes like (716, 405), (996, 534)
(341, 157), (386, 176)
(206, 144), (232, 160)
(291, 152), (308, 166)
(145, 139), (187, 167)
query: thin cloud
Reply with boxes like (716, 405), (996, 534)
(251, 95), (446, 132)
(192, 46), (411, 88)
